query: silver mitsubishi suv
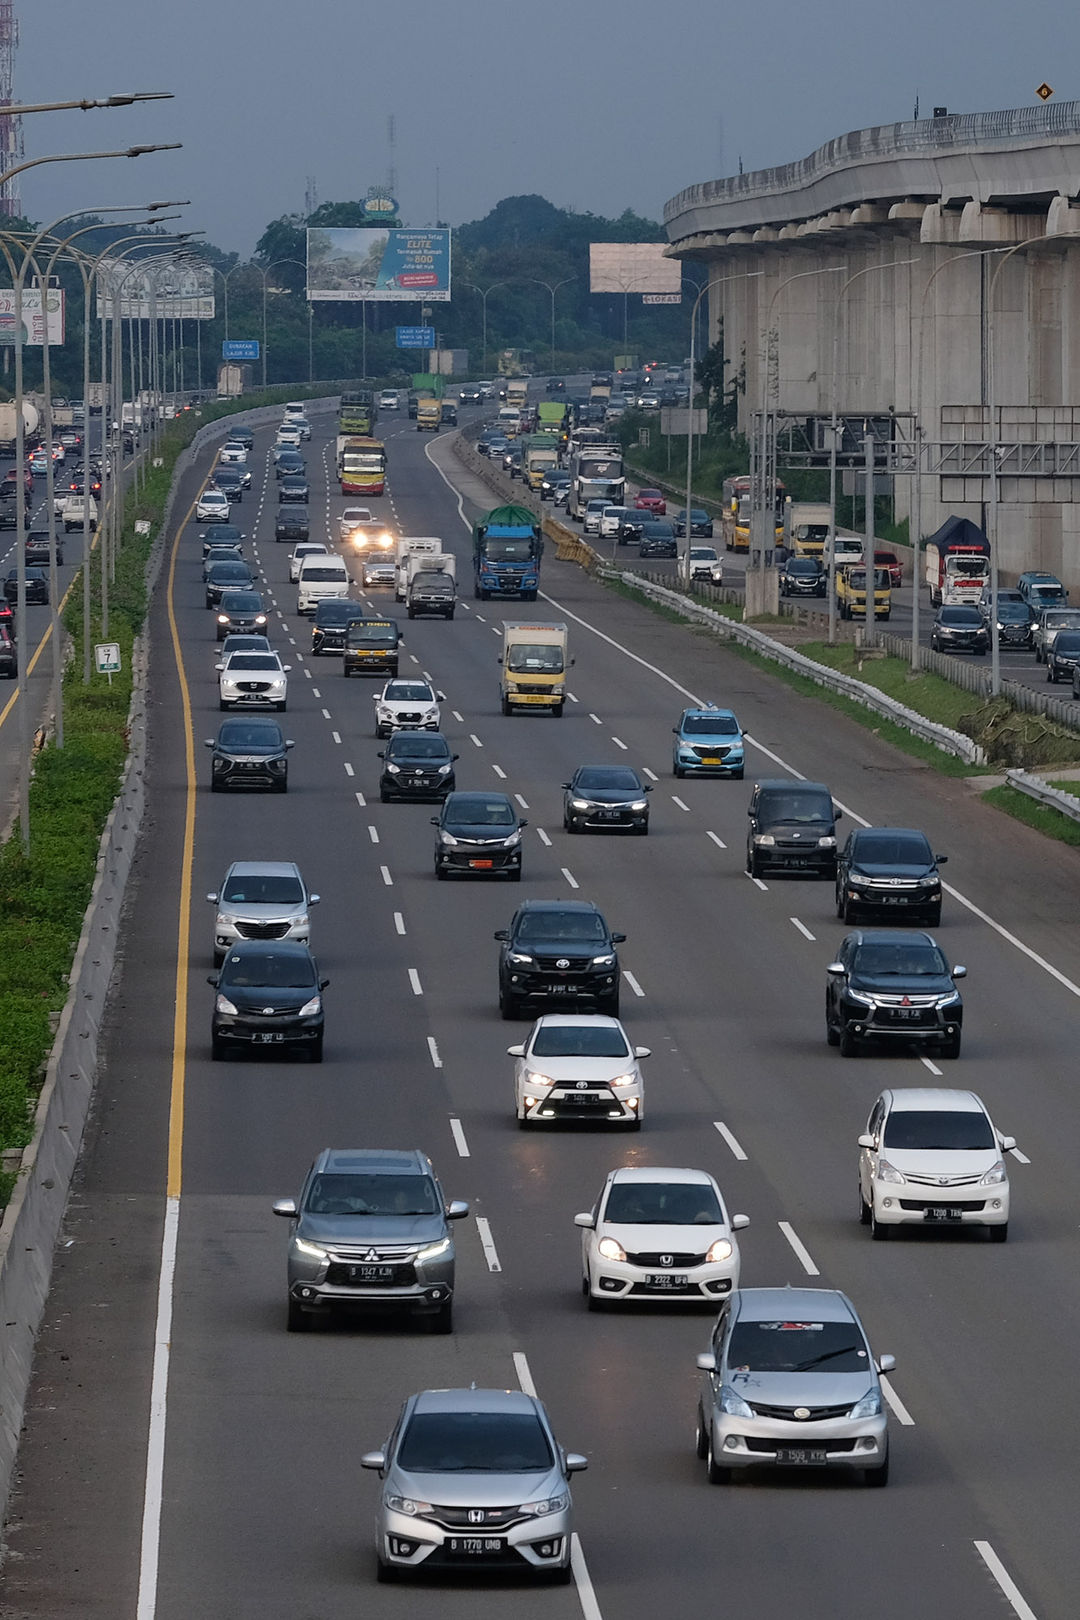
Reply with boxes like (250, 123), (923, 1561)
(272, 1147), (469, 1334)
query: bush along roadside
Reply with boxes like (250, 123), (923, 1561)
(0, 392), (308, 1205)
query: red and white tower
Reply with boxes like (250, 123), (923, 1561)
(0, 1), (23, 218)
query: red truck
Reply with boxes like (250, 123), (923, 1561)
(923, 516), (990, 606)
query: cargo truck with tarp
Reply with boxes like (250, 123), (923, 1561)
(472, 504), (543, 600)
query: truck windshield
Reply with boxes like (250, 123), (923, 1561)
(945, 556), (989, 574)
(507, 644), (563, 674)
(343, 452), (385, 473)
(485, 539), (533, 562)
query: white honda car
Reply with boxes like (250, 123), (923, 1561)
(373, 679), (443, 738)
(508, 1013), (648, 1128)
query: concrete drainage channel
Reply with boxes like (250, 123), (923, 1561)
(0, 397), (339, 1523)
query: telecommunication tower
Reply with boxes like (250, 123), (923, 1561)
(0, 0), (23, 218)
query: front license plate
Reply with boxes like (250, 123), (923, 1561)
(448, 1538), (505, 1555)
(255, 1032), (285, 1042)
(514, 694), (553, 704)
(644, 1273), (689, 1287)
(924, 1207), (964, 1222)
(700, 754), (724, 764)
(469, 859), (494, 869)
(776, 1447), (828, 1465)
(560, 1092), (601, 1107)
(348, 1264), (394, 1281)
(893, 1008), (921, 1020)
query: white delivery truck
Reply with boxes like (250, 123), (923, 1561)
(406, 551), (456, 589)
(784, 501), (833, 559)
(498, 621), (571, 716)
(395, 537), (443, 601)
(824, 532), (863, 570)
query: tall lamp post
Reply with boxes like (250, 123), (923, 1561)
(459, 281), (506, 376)
(255, 257), (306, 388)
(527, 277), (576, 373)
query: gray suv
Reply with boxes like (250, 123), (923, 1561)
(272, 1147), (469, 1333)
(206, 860), (319, 964)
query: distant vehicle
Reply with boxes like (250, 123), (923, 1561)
(779, 556), (826, 597)
(197, 489), (231, 524)
(634, 488), (666, 515)
(206, 859), (318, 964)
(432, 791), (526, 882)
(638, 519), (677, 558)
(674, 508), (714, 539)
(4, 566), (48, 605)
(672, 706), (744, 779)
(930, 605), (989, 655)
(216, 650), (291, 712)
(687, 546), (724, 583)
(378, 389), (399, 410)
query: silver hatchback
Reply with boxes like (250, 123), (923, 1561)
(206, 860), (318, 964)
(362, 1386), (586, 1582)
(696, 1286), (893, 1486)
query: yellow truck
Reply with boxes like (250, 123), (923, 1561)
(415, 396), (441, 432)
(499, 621), (571, 715)
(836, 565), (891, 620)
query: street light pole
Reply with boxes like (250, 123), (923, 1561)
(528, 277), (575, 374)
(460, 282), (506, 376)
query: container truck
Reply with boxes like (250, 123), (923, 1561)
(505, 378), (529, 411)
(472, 505), (542, 600)
(406, 551), (456, 590)
(395, 536), (444, 600)
(498, 621), (570, 716)
(924, 516), (991, 606)
(0, 400), (40, 454)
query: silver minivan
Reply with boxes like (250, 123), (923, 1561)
(206, 860), (319, 964)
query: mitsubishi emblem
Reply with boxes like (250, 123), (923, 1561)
(364, 1249), (379, 1262)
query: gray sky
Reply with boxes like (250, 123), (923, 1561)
(16, 0), (1076, 256)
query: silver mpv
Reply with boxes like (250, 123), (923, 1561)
(696, 1286), (893, 1486)
(206, 860), (318, 965)
(362, 1386), (586, 1582)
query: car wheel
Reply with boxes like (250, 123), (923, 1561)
(1035, 645), (1043, 662)
(273, 779), (288, 794)
(564, 815), (577, 833)
(864, 1455), (890, 1488)
(634, 822), (649, 836)
(308, 1035), (323, 1064)
(731, 768), (744, 780)
(706, 1427), (731, 1485)
(923, 906), (942, 928)
(546, 1562), (573, 1586)
(425, 1300), (453, 1334)
(586, 1290), (607, 1312)
(286, 1297), (312, 1333)
(435, 862), (447, 880)
(870, 1206), (891, 1241)
(859, 1186), (871, 1225)
(839, 1025), (860, 1058)
(499, 989), (521, 1021)
(509, 867), (521, 882)
(989, 1222), (1009, 1244)
(826, 1006), (840, 1046)
(1047, 666), (1056, 682)
(380, 789), (391, 803)
(841, 898), (857, 924)
(747, 850), (762, 879)
(211, 1036), (225, 1061)
(939, 1034), (962, 1059)
(501, 696), (513, 716)
(375, 1556), (399, 1584)
(695, 1408), (710, 1460)
(673, 764), (685, 779)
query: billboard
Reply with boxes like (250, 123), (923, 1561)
(306, 227), (451, 302)
(0, 288), (66, 346)
(589, 242), (681, 295)
(96, 258), (215, 321)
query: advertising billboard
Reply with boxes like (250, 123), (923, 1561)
(96, 259), (215, 321)
(306, 227), (451, 302)
(0, 288), (66, 346)
(589, 242), (681, 295)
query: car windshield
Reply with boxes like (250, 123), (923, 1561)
(225, 655), (279, 671)
(759, 791), (832, 823)
(221, 952), (314, 988)
(445, 796), (515, 826)
(941, 609), (981, 624)
(317, 604), (357, 623)
(605, 1181), (722, 1225)
(575, 768), (641, 792)
(1044, 610), (1080, 626)
(682, 713), (738, 736)
(397, 1412), (553, 1474)
(514, 910), (608, 943)
(304, 1172), (438, 1217)
(787, 560), (820, 575)
(853, 942), (949, 976)
(385, 684), (433, 701)
(853, 834), (931, 865)
(531, 1023), (629, 1058)
(728, 1319), (868, 1373)
(998, 605), (1031, 621)
(343, 509), (372, 524)
(388, 735), (449, 758)
(221, 593), (261, 611)
(507, 643), (562, 673)
(690, 549), (717, 560)
(209, 564), (250, 580)
(222, 873), (302, 904)
(1054, 633), (1080, 650)
(883, 1109), (995, 1150)
(300, 567), (344, 581)
(219, 723), (281, 750)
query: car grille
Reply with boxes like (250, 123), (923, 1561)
(424, 1505), (525, 1530)
(392, 710), (424, 722)
(234, 921), (291, 940)
(624, 1250), (706, 1267)
(901, 1172), (983, 1187)
(692, 745), (730, 760)
(533, 954), (594, 976)
(858, 878), (922, 892)
(898, 1197), (986, 1212)
(235, 681), (272, 693)
(870, 1003), (940, 1028)
(745, 1437), (858, 1453)
(515, 683), (554, 695)
(749, 1402), (853, 1421)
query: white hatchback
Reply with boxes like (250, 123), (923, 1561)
(373, 678), (442, 738)
(218, 441), (248, 465)
(378, 390), (399, 410)
(575, 1166), (748, 1308)
(509, 1013), (648, 1128)
(275, 424), (302, 449)
(288, 541), (328, 583)
(196, 489), (231, 523)
(858, 1087), (1014, 1241)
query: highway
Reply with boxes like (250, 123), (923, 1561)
(2, 400), (1079, 1620)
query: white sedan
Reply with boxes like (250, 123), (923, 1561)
(288, 541), (329, 583)
(216, 650), (291, 711)
(373, 679), (443, 738)
(575, 1166), (748, 1308)
(378, 390), (400, 410)
(508, 1014), (648, 1128)
(688, 546), (724, 584)
(275, 424), (302, 449)
(218, 442), (248, 465)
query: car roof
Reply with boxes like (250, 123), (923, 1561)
(881, 1088), (986, 1113)
(225, 860), (301, 878)
(610, 1165), (715, 1185)
(515, 898), (601, 914)
(445, 790), (514, 808)
(733, 1286), (855, 1323)
(410, 1388), (540, 1417)
(224, 937), (311, 957)
(318, 1147), (429, 1174)
(852, 826), (929, 842)
(846, 928), (937, 946)
(754, 778), (831, 792)
(532, 1012), (622, 1030)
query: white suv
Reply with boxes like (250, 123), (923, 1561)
(858, 1087), (1014, 1241)
(373, 678), (442, 738)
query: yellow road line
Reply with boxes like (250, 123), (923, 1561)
(0, 525), (100, 731)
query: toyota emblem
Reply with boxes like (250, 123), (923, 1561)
(556, 958), (570, 969)
(263, 1007), (274, 1015)
(794, 1407), (811, 1420)
(576, 1080), (588, 1089)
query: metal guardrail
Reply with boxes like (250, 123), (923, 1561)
(873, 629), (1080, 734)
(1004, 769), (1080, 821)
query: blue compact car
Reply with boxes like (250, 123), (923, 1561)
(672, 706), (744, 779)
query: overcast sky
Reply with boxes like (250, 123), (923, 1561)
(15, 0), (1077, 257)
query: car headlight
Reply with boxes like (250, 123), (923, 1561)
(520, 1493), (569, 1517)
(217, 614), (229, 624)
(422, 707), (438, 721)
(385, 763), (401, 774)
(849, 1389), (882, 1420)
(501, 829), (521, 848)
(525, 1070), (555, 1088)
(597, 1236), (626, 1262)
(980, 1159), (1008, 1186)
(705, 1239), (733, 1263)
(297, 996), (322, 1018)
(440, 831), (459, 847)
(592, 953), (616, 966)
(508, 951), (534, 966)
(718, 1385), (754, 1419)
(570, 797), (590, 810)
(293, 1237), (329, 1261)
(255, 615), (267, 626)
(937, 991), (961, 1008)
(376, 705), (393, 717)
(754, 834), (775, 846)
(818, 836), (836, 849)
(875, 1158), (904, 1185)
(385, 1495), (433, 1517)
(215, 994), (238, 1015)
(269, 679), (286, 689)
(846, 988), (876, 1007)
(437, 763), (453, 774)
(628, 801), (648, 811)
(415, 1236), (452, 1262)
(848, 874), (871, 888)
(608, 1073), (636, 1088)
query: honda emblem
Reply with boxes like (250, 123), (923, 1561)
(468, 1509), (485, 1525)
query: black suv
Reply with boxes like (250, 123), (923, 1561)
(494, 899), (625, 1020)
(638, 520), (678, 558)
(836, 828), (946, 926)
(826, 929), (966, 1058)
(746, 779), (841, 878)
(201, 523), (244, 558)
(378, 731), (457, 802)
(204, 558), (254, 607)
(930, 606), (988, 655)
(275, 506), (310, 543)
(311, 598), (358, 654)
(209, 939), (328, 1062)
(779, 556), (826, 597)
(205, 717), (293, 792)
(432, 791), (526, 881)
(279, 474), (309, 505)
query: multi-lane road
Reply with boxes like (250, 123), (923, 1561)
(2, 403), (1079, 1620)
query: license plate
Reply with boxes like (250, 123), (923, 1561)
(560, 1092), (601, 1106)
(548, 983), (573, 993)
(448, 1538), (504, 1555)
(776, 1447), (828, 1465)
(893, 1007), (921, 1020)
(514, 694), (553, 704)
(469, 859), (494, 869)
(699, 754), (724, 764)
(880, 895), (907, 904)
(348, 1264), (394, 1281)
(255, 1032), (284, 1042)
(924, 1207), (964, 1222)
(644, 1273), (689, 1287)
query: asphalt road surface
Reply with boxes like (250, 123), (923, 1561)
(1, 403), (1078, 1620)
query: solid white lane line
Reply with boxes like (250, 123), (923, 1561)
(367, 825), (379, 844)
(672, 795), (690, 812)
(470, 732), (483, 747)
(750, 876), (768, 892)
(790, 917), (816, 942)
(537, 828), (552, 846)
(393, 912), (405, 935)
(942, 879), (1080, 1002)
(321, 707), (331, 719)
(449, 1117), (470, 1158)
(562, 867), (579, 889)
(513, 1350), (537, 1396)
(515, 793), (529, 809)
(331, 730), (341, 744)
(706, 830), (727, 849)
(408, 968), (423, 996)
(611, 735), (628, 750)
(135, 1195), (179, 1620)
(427, 1036), (442, 1069)
(974, 1542), (1039, 1620)
(1009, 1146), (1031, 1164)
(355, 791), (366, 807)
(571, 1536), (604, 1620)
(880, 1376), (915, 1427)
(588, 712), (603, 725)
(380, 865), (393, 886)
(452, 709), (464, 722)
(475, 1216), (502, 1272)
(921, 1055), (943, 1077)
(713, 1121), (748, 1161)
(492, 763), (507, 779)
(778, 1221), (820, 1276)
(623, 970), (645, 998)
(343, 763), (355, 777)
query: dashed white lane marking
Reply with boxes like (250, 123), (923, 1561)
(537, 828), (552, 846)
(974, 1543), (1038, 1620)
(343, 763), (355, 777)
(470, 732), (483, 747)
(713, 1121), (748, 1161)
(475, 1217), (502, 1272)
(492, 763), (507, 779)
(427, 1036), (442, 1069)
(588, 712), (603, 725)
(409, 653), (420, 663)
(623, 970), (645, 998)
(393, 912), (405, 935)
(303, 668), (312, 679)
(475, 613), (487, 623)
(452, 709), (464, 722)
(311, 688), (320, 699)
(1009, 1146), (1031, 1164)
(642, 767), (658, 781)
(331, 730), (341, 744)
(611, 735), (628, 750)
(367, 825), (379, 844)
(790, 917), (816, 942)
(491, 625), (501, 635)
(513, 1350), (536, 1396)
(566, 691), (579, 703)
(880, 1376), (915, 1427)
(515, 793), (529, 809)
(380, 866), (393, 886)
(449, 1117), (470, 1158)
(321, 707), (331, 719)
(408, 968), (423, 996)
(921, 1055), (943, 1077)
(355, 791), (366, 807)
(706, 830), (727, 849)
(750, 876), (768, 892)
(778, 1221), (820, 1276)
(672, 795), (690, 812)
(279, 619), (288, 631)
(561, 867), (579, 890)
(294, 652), (303, 662)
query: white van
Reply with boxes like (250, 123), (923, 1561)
(297, 554), (350, 616)
(283, 401), (306, 419)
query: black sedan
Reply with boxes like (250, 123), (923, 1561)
(779, 556), (827, 597)
(540, 470), (571, 504)
(274, 450), (305, 479)
(213, 467), (244, 503)
(204, 559), (254, 607)
(201, 523), (245, 558)
(835, 827), (945, 927)
(209, 939), (327, 1062)
(432, 791), (527, 881)
(378, 731), (457, 802)
(215, 590), (268, 640)
(673, 508), (714, 539)
(562, 765), (652, 834)
(930, 606), (988, 655)
(4, 567), (49, 605)
(1046, 630), (1080, 683)
(25, 532), (64, 568)
(311, 599), (360, 655)
(637, 520), (678, 559)
(986, 600), (1034, 647)
(826, 930), (965, 1059)
(205, 716), (293, 793)
(278, 475), (309, 505)
(458, 385), (482, 404)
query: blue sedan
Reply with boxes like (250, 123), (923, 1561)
(672, 705), (744, 779)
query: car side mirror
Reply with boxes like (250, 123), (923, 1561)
(877, 1354), (896, 1375)
(437, 691), (446, 701)
(309, 895), (320, 906)
(565, 1454), (588, 1474)
(952, 965), (967, 979)
(696, 1351), (717, 1372)
(497, 655), (503, 664)
(493, 929), (509, 941)
(560, 782), (571, 790)
(452, 754), (459, 762)
(858, 1133), (876, 1149)
(643, 784), (653, 792)
(283, 665), (292, 673)
(377, 751), (384, 760)
(272, 1198), (297, 1218)
(430, 817), (440, 826)
(826, 962), (845, 976)
(519, 818), (529, 828)
(570, 657), (576, 667)
(285, 741), (295, 749)
(999, 1135), (1016, 1153)
(672, 726), (679, 734)
(446, 1200), (469, 1220)
(204, 738), (214, 748)
(360, 1451), (386, 1472)
(507, 1044), (526, 1057)
(633, 1046), (651, 1058)
(206, 974), (217, 985)
(319, 978), (330, 990)
(747, 805), (755, 815)
(214, 663), (224, 672)
(206, 892), (218, 904)
(573, 1212), (595, 1230)
(935, 854), (948, 864)
(731, 1214), (750, 1230)
(611, 932), (626, 944)
(834, 806), (843, 819)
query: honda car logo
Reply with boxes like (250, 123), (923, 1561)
(468, 1509), (485, 1525)
(794, 1407), (811, 1420)
(660, 1255), (674, 1267)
